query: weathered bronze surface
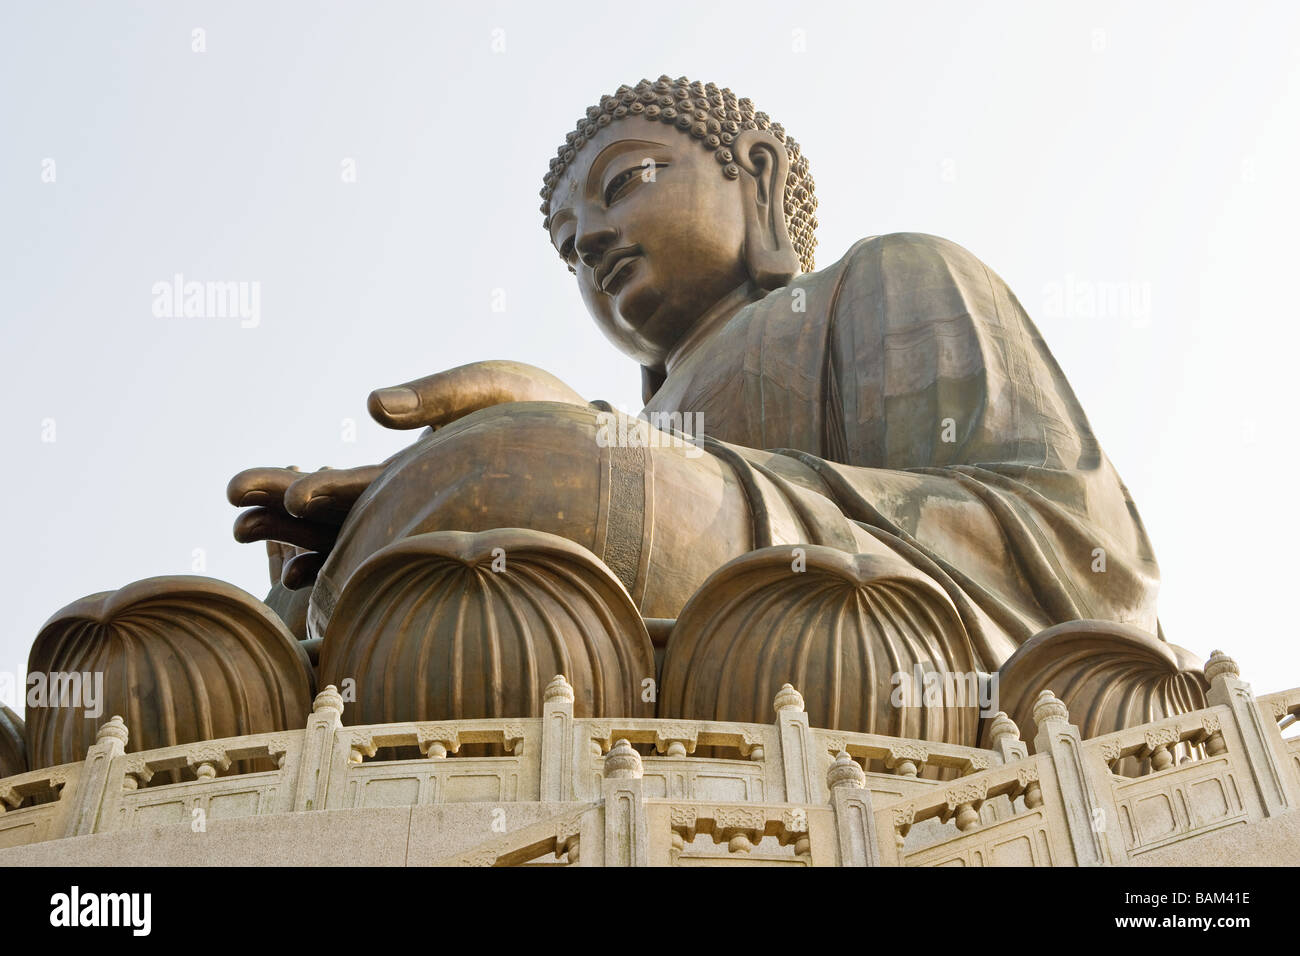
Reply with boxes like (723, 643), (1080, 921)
(0, 706), (25, 779)
(217, 76), (1204, 741)
(318, 529), (655, 726)
(25, 75), (1204, 759)
(25, 577), (314, 770)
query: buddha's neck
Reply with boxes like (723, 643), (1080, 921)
(664, 281), (766, 377)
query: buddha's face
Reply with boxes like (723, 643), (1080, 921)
(547, 116), (752, 368)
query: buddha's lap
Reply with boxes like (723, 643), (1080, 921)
(314, 401), (751, 620)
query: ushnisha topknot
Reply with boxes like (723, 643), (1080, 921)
(541, 75), (818, 273)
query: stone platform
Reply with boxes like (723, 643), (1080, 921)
(1, 654), (1297, 866)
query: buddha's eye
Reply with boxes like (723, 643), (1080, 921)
(604, 163), (664, 206)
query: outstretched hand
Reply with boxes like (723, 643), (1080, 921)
(229, 361), (588, 590)
(228, 462), (387, 589)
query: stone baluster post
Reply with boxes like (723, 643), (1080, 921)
(1031, 690), (1117, 866)
(540, 675), (575, 802)
(1204, 650), (1295, 816)
(988, 711), (1028, 764)
(984, 711), (1027, 822)
(828, 751), (878, 866)
(293, 685), (344, 812)
(602, 739), (648, 866)
(67, 715), (129, 837)
(774, 684), (814, 804)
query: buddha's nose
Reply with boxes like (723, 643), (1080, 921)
(576, 221), (618, 269)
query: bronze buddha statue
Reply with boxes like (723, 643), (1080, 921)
(17, 76), (1205, 771)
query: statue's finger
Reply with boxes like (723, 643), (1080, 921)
(367, 361), (585, 431)
(368, 378), (436, 430)
(283, 463), (386, 520)
(226, 466), (304, 508)
(281, 551), (326, 591)
(232, 507), (339, 553)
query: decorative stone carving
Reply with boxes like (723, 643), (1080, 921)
(944, 780), (988, 832)
(1143, 727), (1180, 751)
(987, 711), (1020, 747)
(1144, 726), (1180, 772)
(1195, 714), (1229, 758)
(120, 756), (154, 790)
(739, 730), (766, 762)
(713, 806), (766, 834)
(828, 750), (866, 790)
(773, 683), (805, 714)
(1032, 690), (1070, 725)
(944, 779), (989, 811)
(782, 807), (809, 833)
(891, 803), (916, 848)
(186, 745), (233, 780)
(885, 744), (928, 778)
(263, 734), (291, 769)
(24, 576), (314, 770)
(319, 530), (655, 724)
(821, 733), (846, 754)
(603, 739), (643, 779)
(347, 732), (377, 765)
(654, 724), (699, 756)
(313, 685), (344, 715)
(1017, 765), (1044, 809)
(1204, 649), (1240, 684)
(501, 723), (527, 754)
(417, 725), (462, 759)
(669, 805), (698, 837)
(586, 723), (613, 756)
(544, 675), (575, 704)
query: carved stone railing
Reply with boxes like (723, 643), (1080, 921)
(860, 650), (1300, 867)
(1256, 684), (1300, 807)
(1, 651), (1296, 866)
(872, 751), (1055, 866)
(0, 761), (81, 850)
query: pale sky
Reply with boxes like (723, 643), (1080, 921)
(2, 0), (1299, 708)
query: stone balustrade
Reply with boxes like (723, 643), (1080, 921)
(1, 652), (1297, 866)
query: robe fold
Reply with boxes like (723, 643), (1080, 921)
(642, 232), (1160, 673)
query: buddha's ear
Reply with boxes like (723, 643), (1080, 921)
(733, 129), (799, 290)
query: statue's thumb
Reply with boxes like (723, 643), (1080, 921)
(368, 386), (423, 428)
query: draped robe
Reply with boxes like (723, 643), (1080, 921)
(642, 232), (1161, 674)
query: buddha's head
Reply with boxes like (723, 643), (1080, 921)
(541, 76), (818, 372)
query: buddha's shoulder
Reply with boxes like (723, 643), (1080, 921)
(769, 232), (1005, 322)
(746, 233), (1000, 323)
(817, 232), (988, 279)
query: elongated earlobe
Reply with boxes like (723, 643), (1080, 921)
(734, 130), (799, 289)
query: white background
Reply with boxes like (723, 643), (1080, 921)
(2, 0), (1298, 704)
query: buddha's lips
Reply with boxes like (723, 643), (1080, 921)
(597, 247), (641, 294)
